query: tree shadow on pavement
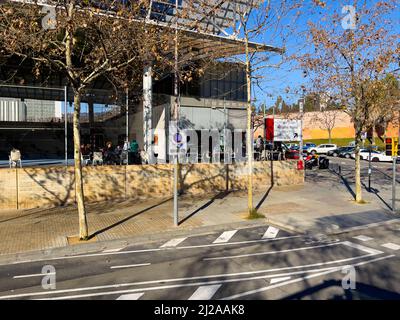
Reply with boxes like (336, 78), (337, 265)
(282, 279), (400, 300)
(89, 197), (173, 239)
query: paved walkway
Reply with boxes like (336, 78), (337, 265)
(0, 165), (398, 256)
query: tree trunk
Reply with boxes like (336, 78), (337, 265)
(245, 37), (253, 215)
(73, 92), (89, 239)
(328, 129), (332, 144)
(354, 128), (363, 203)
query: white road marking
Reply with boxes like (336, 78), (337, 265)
(110, 263), (151, 269)
(13, 273), (55, 279)
(102, 248), (125, 253)
(6, 235), (301, 266)
(161, 238), (188, 248)
(262, 226), (280, 239)
(0, 253), (376, 300)
(342, 241), (383, 255)
(220, 255), (395, 300)
(41, 255), (395, 300)
(204, 242), (341, 261)
(116, 293), (144, 300)
(270, 276), (291, 284)
(352, 235), (374, 242)
(188, 285), (221, 300)
(381, 243), (400, 251)
(213, 230), (238, 244)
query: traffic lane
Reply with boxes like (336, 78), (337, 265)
(0, 232), (305, 294)
(0, 238), (387, 299)
(329, 156), (394, 169)
(0, 228), (298, 280)
(25, 241), (394, 300)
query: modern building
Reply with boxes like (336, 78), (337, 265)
(0, 0), (282, 161)
(25, 99), (60, 122)
(0, 97), (26, 122)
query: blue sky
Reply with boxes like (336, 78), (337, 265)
(246, 0), (400, 108)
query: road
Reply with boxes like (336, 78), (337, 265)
(0, 223), (399, 300)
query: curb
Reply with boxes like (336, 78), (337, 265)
(0, 219), (273, 266)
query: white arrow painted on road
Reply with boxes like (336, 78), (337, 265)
(116, 292), (144, 300)
(188, 285), (222, 300)
(213, 230), (238, 244)
(270, 276), (291, 284)
(262, 226), (280, 239)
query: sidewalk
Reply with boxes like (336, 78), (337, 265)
(0, 166), (398, 256)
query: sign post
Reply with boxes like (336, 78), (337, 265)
(386, 137), (398, 213)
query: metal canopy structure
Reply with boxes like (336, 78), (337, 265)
(6, 0), (280, 59)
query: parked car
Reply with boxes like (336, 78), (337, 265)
(286, 143), (299, 150)
(303, 143), (316, 151)
(307, 144), (338, 155)
(338, 147), (355, 159)
(351, 149), (392, 162)
(328, 146), (353, 157)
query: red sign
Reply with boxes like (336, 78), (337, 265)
(265, 117), (274, 142)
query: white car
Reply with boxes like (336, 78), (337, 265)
(351, 149), (393, 162)
(307, 144), (337, 155)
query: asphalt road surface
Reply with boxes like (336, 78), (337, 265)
(0, 223), (399, 300)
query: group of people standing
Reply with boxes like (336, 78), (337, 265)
(80, 139), (143, 165)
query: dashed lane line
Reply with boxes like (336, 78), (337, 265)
(352, 235), (374, 242)
(270, 277), (291, 284)
(381, 243), (400, 251)
(116, 293), (144, 300)
(342, 241), (383, 255)
(110, 263), (151, 269)
(13, 273), (56, 279)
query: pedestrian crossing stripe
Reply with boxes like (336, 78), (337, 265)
(213, 230), (238, 244)
(188, 285), (222, 300)
(161, 237), (187, 248)
(263, 226), (280, 239)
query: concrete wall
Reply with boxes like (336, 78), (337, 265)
(0, 161), (303, 210)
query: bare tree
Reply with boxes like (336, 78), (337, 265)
(298, 0), (399, 203)
(0, 0), (171, 239)
(312, 108), (344, 143)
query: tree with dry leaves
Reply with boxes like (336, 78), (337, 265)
(0, 0), (173, 239)
(299, 0), (399, 203)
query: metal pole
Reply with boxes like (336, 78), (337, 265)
(126, 88), (129, 142)
(299, 100), (304, 162)
(173, 0), (179, 227)
(393, 156), (396, 213)
(64, 86), (68, 166)
(125, 88), (129, 199)
(368, 148), (372, 192)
